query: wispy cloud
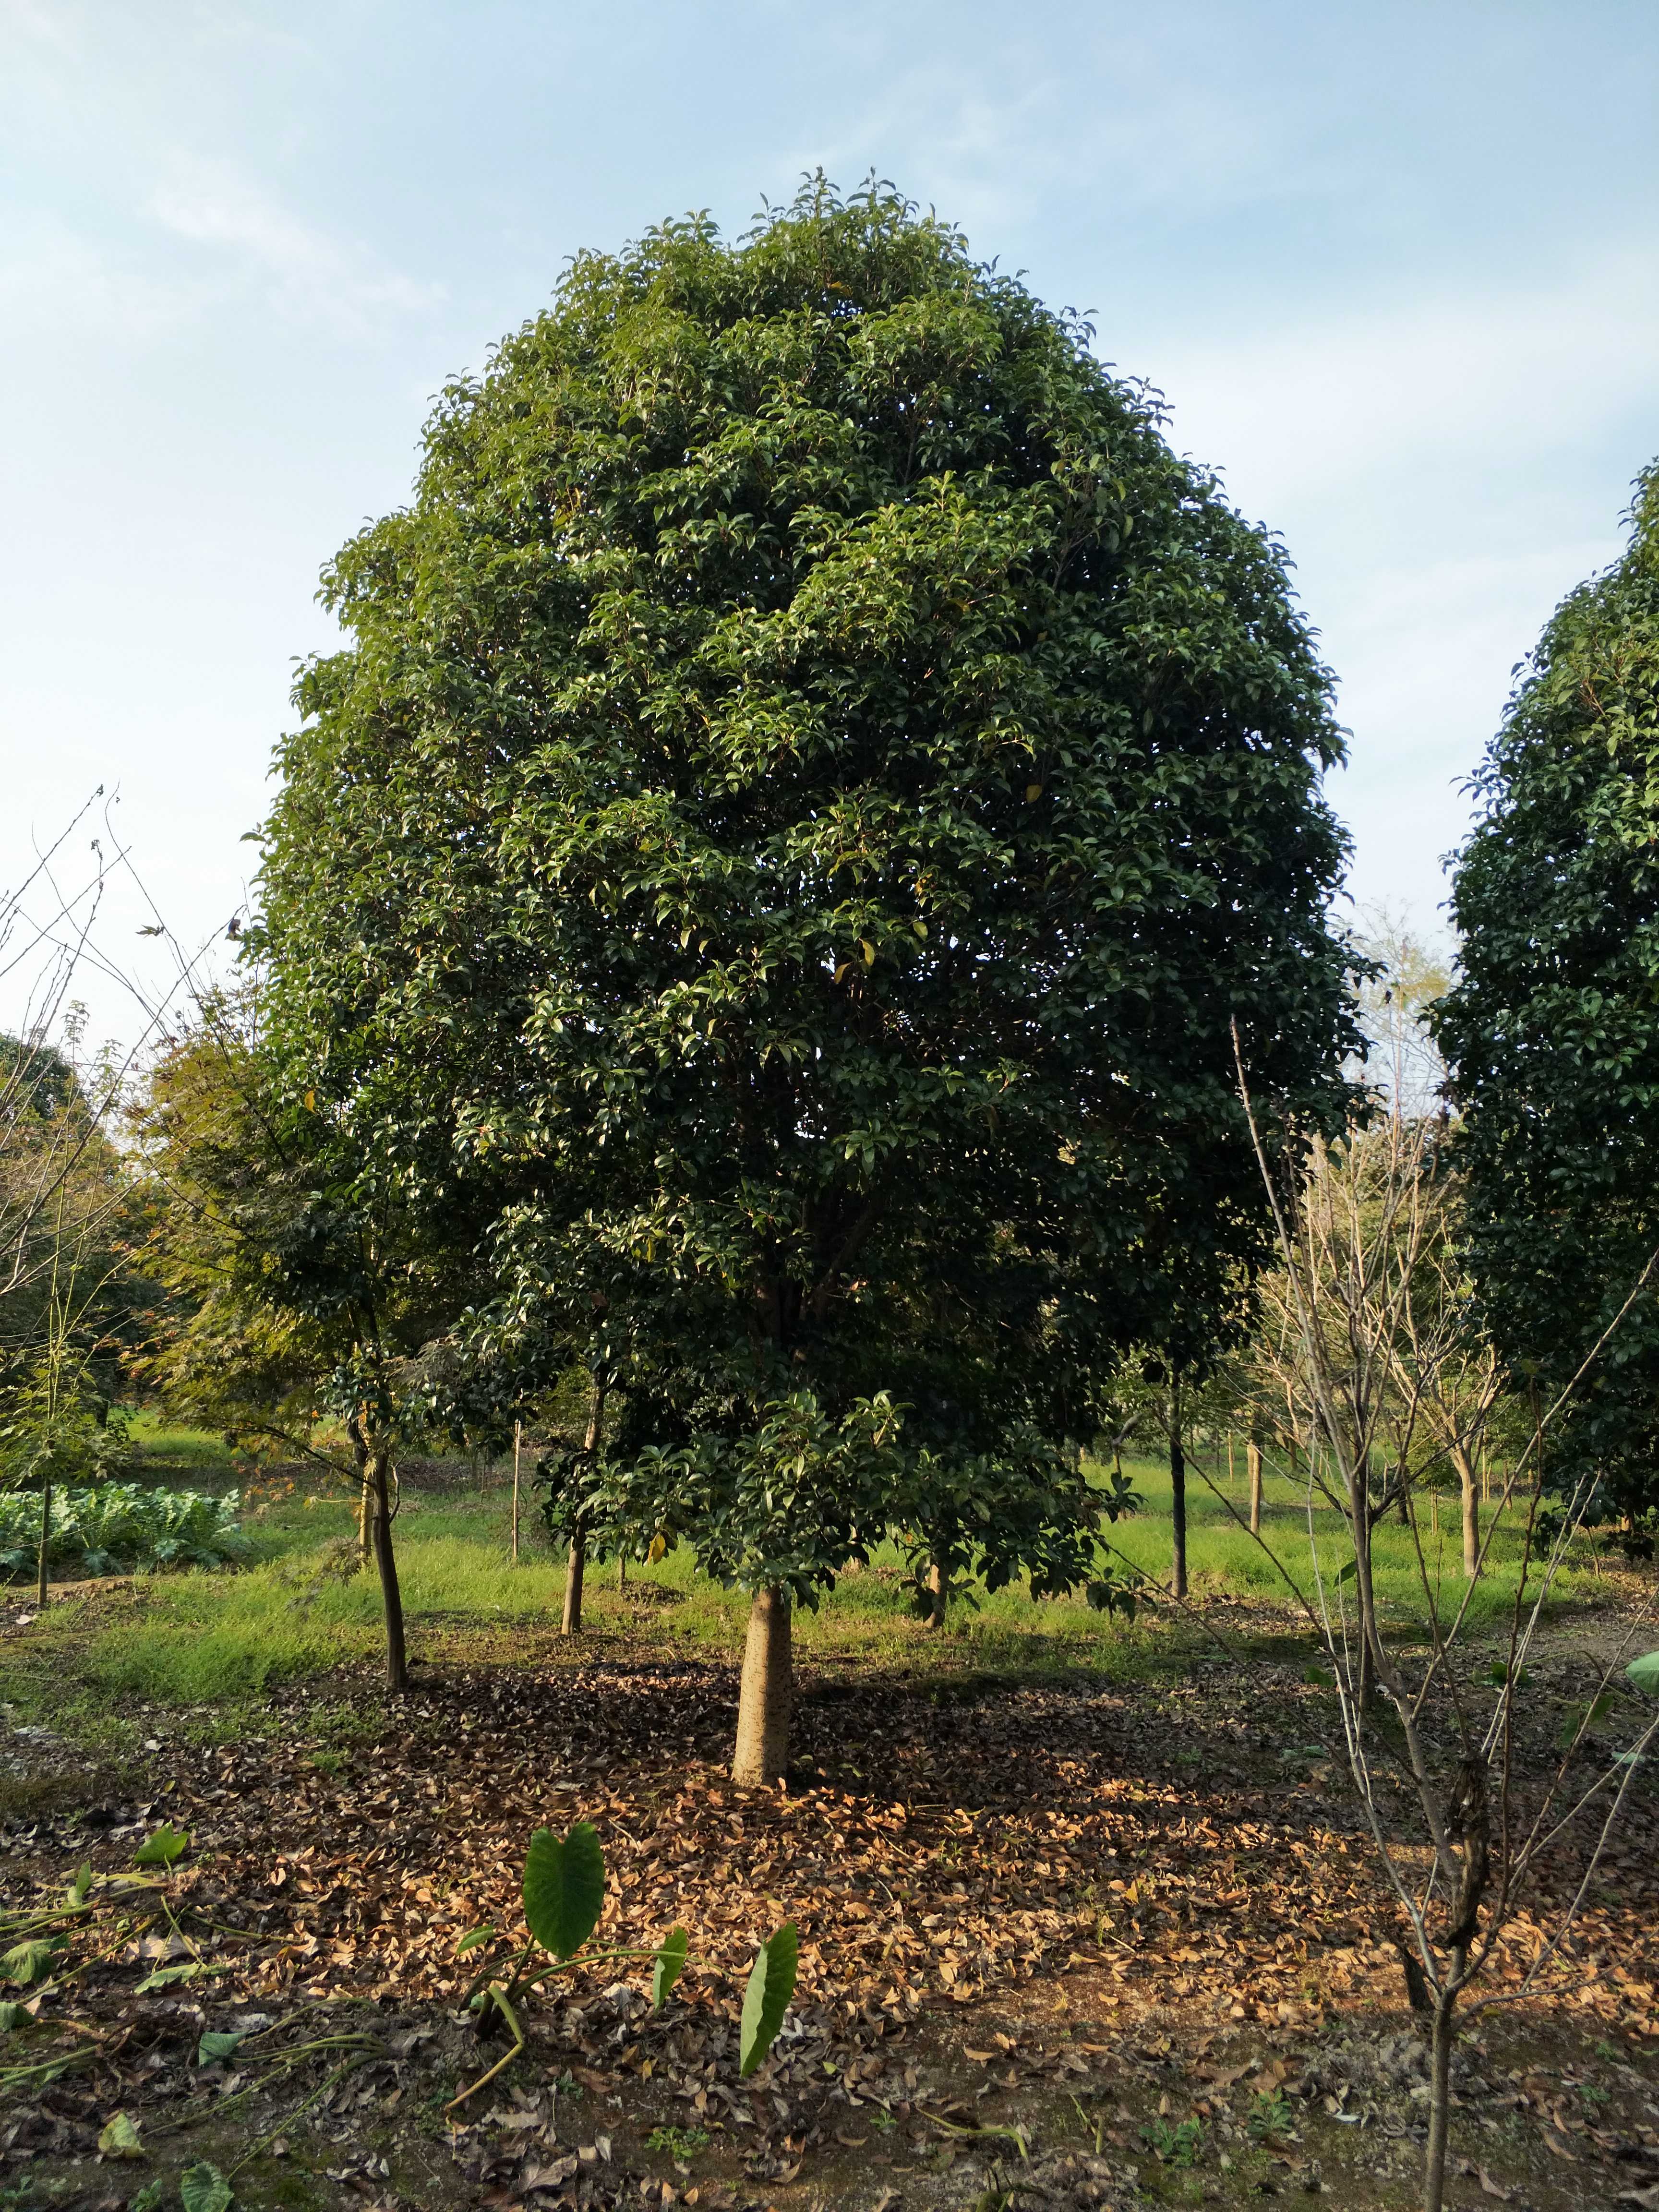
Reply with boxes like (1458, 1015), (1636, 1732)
(148, 156), (443, 335)
(1155, 246), (1659, 512)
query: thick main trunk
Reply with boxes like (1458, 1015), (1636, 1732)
(923, 1553), (947, 1631)
(367, 1445), (407, 1695)
(1423, 1993), (1456, 2212)
(562, 1529), (586, 1635)
(562, 1383), (606, 1636)
(1452, 1444), (1479, 1578)
(1247, 1439), (1263, 1537)
(733, 1585), (793, 1785)
(1169, 1388), (1187, 1601)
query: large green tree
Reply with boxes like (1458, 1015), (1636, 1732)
(1436, 465), (1659, 1526)
(258, 182), (1359, 1777)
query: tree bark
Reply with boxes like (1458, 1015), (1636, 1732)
(36, 1469), (50, 1609)
(563, 1382), (606, 1635)
(1169, 1382), (1187, 1600)
(350, 1415), (372, 1568)
(923, 1552), (947, 1631)
(733, 1585), (793, 1785)
(562, 1529), (586, 1635)
(1247, 1438), (1263, 1537)
(366, 1440), (407, 1694)
(1423, 1991), (1456, 2212)
(1452, 1443), (1479, 1578)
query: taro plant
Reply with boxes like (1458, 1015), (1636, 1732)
(450, 1820), (797, 2110)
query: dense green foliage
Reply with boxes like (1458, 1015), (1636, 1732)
(0, 1483), (245, 1579)
(1437, 466), (1659, 1518)
(254, 180), (1358, 1611)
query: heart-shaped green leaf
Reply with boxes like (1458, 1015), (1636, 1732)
(197, 2031), (243, 2066)
(1627, 1650), (1659, 1697)
(134, 1823), (189, 1868)
(97, 2110), (145, 2159)
(180, 2161), (233, 2212)
(522, 1822), (605, 1960)
(2, 1937), (63, 1987)
(739, 1921), (798, 2078)
(652, 1924), (688, 2011)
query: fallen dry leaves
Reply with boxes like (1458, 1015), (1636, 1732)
(3, 1612), (1659, 2208)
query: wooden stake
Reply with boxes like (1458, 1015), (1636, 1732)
(511, 1419), (521, 1564)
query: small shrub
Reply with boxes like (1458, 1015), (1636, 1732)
(0, 1485), (247, 1578)
(645, 2126), (710, 2159)
(1141, 2116), (1203, 2166)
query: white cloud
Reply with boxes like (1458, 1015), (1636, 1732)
(148, 156), (444, 334)
(1155, 247), (1659, 509)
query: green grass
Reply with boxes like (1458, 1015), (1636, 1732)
(0, 1438), (1610, 1732)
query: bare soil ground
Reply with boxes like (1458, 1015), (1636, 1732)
(3, 1592), (1658, 2212)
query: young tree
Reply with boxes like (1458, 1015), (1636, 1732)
(257, 180), (1360, 1779)
(1231, 1064), (1659, 2212)
(138, 998), (482, 1692)
(1436, 466), (1659, 1530)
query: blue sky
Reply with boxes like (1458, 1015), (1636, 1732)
(4, 0), (1657, 1039)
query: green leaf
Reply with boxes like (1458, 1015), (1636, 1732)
(456, 1925), (496, 1958)
(67, 1862), (93, 1908)
(96, 2110), (145, 2159)
(652, 1924), (688, 2011)
(133, 1822), (189, 1868)
(134, 1961), (219, 1994)
(196, 2031), (243, 2066)
(129, 2183), (166, 2212)
(1303, 1664), (1334, 1688)
(739, 1921), (798, 2078)
(1489, 1660), (1531, 1688)
(180, 2161), (233, 2212)
(1559, 1692), (1616, 1747)
(1627, 1650), (1659, 1696)
(522, 1821), (606, 1960)
(1334, 1559), (1357, 1587)
(1, 1937), (63, 1987)
(0, 1999), (26, 2031)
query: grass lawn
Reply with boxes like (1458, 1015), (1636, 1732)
(0, 1423), (1608, 1732)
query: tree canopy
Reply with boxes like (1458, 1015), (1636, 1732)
(1436, 464), (1659, 1521)
(255, 180), (1360, 1765)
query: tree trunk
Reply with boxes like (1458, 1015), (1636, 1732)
(1423, 1991), (1456, 2212)
(350, 1416), (372, 1568)
(563, 1382), (606, 1636)
(923, 1552), (947, 1631)
(366, 1442), (407, 1695)
(36, 1469), (50, 1609)
(1169, 1383), (1187, 1600)
(1247, 1438), (1263, 1537)
(1452, 1443), (1479, 1578)
(733, 1585), (793, 1785)
(562, 1529), (586, 1635)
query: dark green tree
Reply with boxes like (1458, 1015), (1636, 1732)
(1436, 465), (1659, 1528)
(257, 181), (1359, 1776)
